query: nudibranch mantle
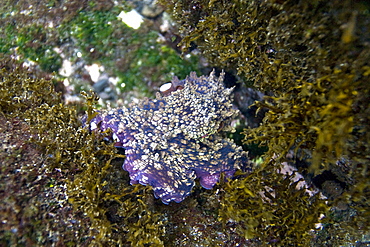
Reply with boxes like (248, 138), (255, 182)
(90, 71), (249, 204)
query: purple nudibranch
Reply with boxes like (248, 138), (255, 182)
(88, 71), (249, 204)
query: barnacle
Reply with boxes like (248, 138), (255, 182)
(90, 71), (249, 204)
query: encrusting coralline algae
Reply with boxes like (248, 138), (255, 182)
(89, 71), (249, 204)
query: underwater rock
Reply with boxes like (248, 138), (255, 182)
(89, 71), (249, 204)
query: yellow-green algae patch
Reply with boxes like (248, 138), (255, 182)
(0, 59), (165, 246)
(218, 167), (328, 245)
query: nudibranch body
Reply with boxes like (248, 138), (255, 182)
(90, 71), (249, 204)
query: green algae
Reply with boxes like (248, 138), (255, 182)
(0, 0), (200, 99)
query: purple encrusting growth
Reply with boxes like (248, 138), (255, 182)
(89, 71), (249, 204)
